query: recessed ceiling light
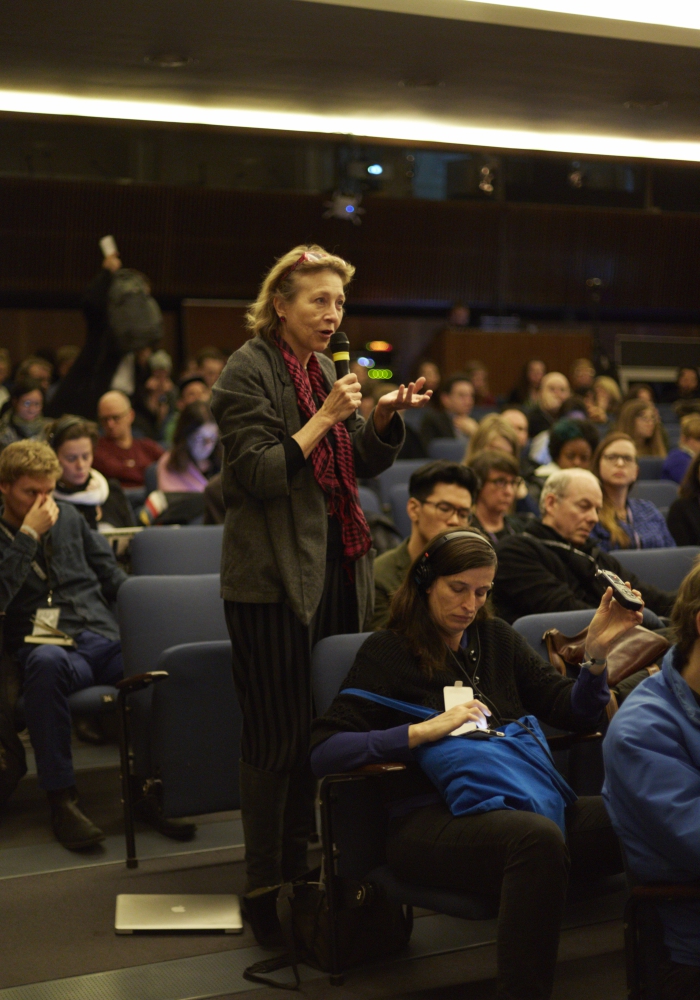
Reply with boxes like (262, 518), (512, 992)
(2, 88), (700, 162)
(144, 54), (195, 69)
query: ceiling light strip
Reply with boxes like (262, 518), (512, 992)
(2, 89), (700, 162)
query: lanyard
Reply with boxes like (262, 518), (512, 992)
(623, 504), (642, 550)
(0, 519), (51, 595)
(523, 532), (598, 566)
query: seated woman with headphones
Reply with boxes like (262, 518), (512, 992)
(311, 529), (642, 1000)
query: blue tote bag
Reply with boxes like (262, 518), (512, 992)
(343, 688), (577, 835)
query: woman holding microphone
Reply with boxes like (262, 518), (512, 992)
(211, 244), (431, 943)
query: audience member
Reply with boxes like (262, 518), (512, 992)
(414, 359), (441, 397)
(662, 366), (700, 404)
(667, 451), (700, 547)
(161, 374), (212, 446)
(156, 402), (221, 492)
(46, 415), (133, 530)
(569, 358), (596, 397)
(371, 461), (476, 630)
(508, 359), (546, 407)
(464, 414), (520, 463)
(616, 398), (667, 458)
(312, 530), (632, 1000)
(45, 345), (80, 404)
(197, 346), (227, 389)
(662, 413), (700, 484)
(0, 379), (48, 451)
(501, 407), (530, 450)
(447, 302), (470, 327)
(93, 390), (163, 488)
(622, 382), (655, 406)
(492, 469), (674, 624)
(467, 451), (529, 543)
(0, 441), (126, 849)
(135, 349), (177, 440)
(585, 375), (621, 426)
(15, 355), (53, 393)
(590, 432), (675, 552)
(465, 360), (496, 406)
(527, 371), (571, 438)
(420, 374), (478, 448)
(534, 419), (598, 482)
(604, 567), (700, 996)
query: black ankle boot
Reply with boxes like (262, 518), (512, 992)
(241, 887), (284, 948)
(47, 787), (105, 850)
(282, 762), (317, 882)
(134, 795), (196, 841)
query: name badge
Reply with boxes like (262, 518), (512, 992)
(443, 680), (478, 736)
(32, 608), (61, 636)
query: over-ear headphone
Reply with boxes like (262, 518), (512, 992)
(46, 414), (85, 450)
(413, 529), (495, 590)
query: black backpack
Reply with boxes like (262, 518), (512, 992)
(107, 269), (163, 353)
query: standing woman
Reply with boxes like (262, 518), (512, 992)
(590, 432), (675, 552)
(211, 244), (430, 943)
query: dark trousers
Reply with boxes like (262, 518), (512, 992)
(225, 559), (358, 889)
(16, 631), (123, 791)
(386, 796), (622, 1000)
(660, 959), (700, 999)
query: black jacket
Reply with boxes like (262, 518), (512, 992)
(493, 520), (674, 624)
(419, 408), (455, 449)
(666, 497), (700, 547)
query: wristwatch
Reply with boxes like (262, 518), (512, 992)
(581, 651), (607, 670)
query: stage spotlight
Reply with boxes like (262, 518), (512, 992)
(323, 191), (365, 225)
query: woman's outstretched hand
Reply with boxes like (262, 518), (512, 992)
(373, 376), (433, 435)
(585, 585), (644, 672)
(408, 700), (491, 749)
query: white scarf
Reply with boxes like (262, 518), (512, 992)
(53, 468), (110, 507)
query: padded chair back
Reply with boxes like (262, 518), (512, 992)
(376, 459), (428, 504)
(117, 574), (228, 775)
(665, 424), (681, 448)
(513, 610), (596, 662)
(130, 524), (224, 575)
(636, 457), (665, 480)
(358, 486), (381, 517)
(402, 408), (424, 432)
(152, 641), (241, 818)
(388, 483), (411, 538)
(427, 438), (467, 462)
(143, 462), (158, 495)
(312, 632), (372, 716)
(472, 405), (498, 421)
(614, 545), (700, 592)
(629, 480), (678, 508)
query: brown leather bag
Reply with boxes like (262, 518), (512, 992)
(543, 624), (669, 688)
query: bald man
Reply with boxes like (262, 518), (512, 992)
(93, 390), (163, 488)
(492, 468), (674, 625)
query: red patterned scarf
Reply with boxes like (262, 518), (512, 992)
(275, 334), (371, 563)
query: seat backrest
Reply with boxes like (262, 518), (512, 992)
(388, 483), (411, 538)
(311, 632), (373, 716)
(152, 641), (241, 818)
(118, 574), (228, 677)
(636, 457), (665, 480)
(472, 405), (498, 421)
(376, 459), (427, 504)
(513, 609), (597, 661)
(130, 524), (224, 575)
(614, 545), (700, 592)
(629, 480), (678, 508)
(143, 461), (158, 495)
(427, 438), (467, 462)
(665, 424), (681, 448)
(358, 485), (381, 517)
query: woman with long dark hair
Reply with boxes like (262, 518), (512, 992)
(212, 244), (431, 944)
(312, 530), (639, 1000)
(156, 401), (220, 492)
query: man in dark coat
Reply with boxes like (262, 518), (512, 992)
(493, 468), (674, 625)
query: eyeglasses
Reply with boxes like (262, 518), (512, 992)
(421, 500), (472, 523)
(602, 453), (637, 465)
(18, 399), (42, 411)
(100, 410), (129, 425)
(485, 476), (523, 490)
(278, 251), (324, 285)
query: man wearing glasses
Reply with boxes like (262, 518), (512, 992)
(370, 461), (477, 629)
(93, 390), (163, 489)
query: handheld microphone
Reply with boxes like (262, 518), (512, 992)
(329, 330), (351, 380)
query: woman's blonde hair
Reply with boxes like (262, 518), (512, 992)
(615, 399), (667, 457)
(245, 244), (355, 342)
(463, 414), (519, 463)
(590, 432), (637, 549)
(593, 376), (622, 410)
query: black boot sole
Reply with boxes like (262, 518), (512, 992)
(55, 830), (106, 851)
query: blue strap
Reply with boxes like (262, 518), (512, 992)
(342, 687), (437, 720)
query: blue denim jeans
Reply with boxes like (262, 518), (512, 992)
(16, 630), (123, 791)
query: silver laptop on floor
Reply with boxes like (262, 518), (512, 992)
(115, 894), (243, 934)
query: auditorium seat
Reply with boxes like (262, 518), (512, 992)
(376, 459), (427, 504)
(636, 457), (665, 480)
(130, 524), (223, 575)
(143, 461), (158, 495)
(358, 485), (381, 517)
(388, 483), (411, 538)
(629, 480), (678, 508)
(427, 437), (468, 462)
(614, 546), (700, 592)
